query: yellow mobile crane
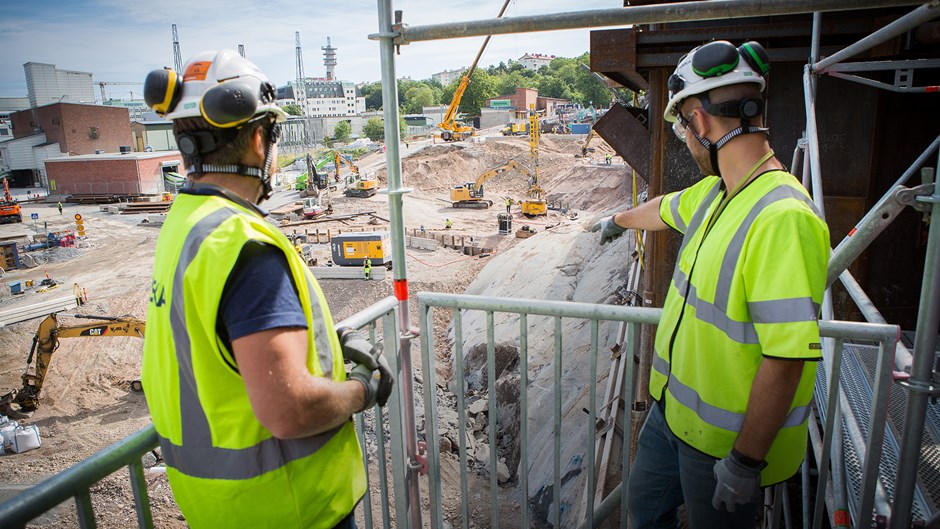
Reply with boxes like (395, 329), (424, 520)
(521, 105), (547, 217)
(0, 314), (146, 418)
(437, 0), (511, 142)
(449, 159), (531, 208)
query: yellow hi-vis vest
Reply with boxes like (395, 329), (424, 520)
(142, 191), (365, 528)
(654, 171), (829, 486)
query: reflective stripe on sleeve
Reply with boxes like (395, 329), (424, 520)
(669, 189), (688, 233)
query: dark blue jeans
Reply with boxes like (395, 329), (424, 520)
(626, 402), (760, 529)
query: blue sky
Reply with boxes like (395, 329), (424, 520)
(0, 0), (619, 99)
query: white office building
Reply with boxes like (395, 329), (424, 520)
(24, 62), (96, 108)
(276, 80), (365, 118)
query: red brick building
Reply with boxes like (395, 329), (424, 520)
(44, 152), (183, 196)
(10, 103), (132, 155)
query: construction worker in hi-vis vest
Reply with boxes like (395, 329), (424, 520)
(592, 40), (829, 528)
(141, 50), (394, 529)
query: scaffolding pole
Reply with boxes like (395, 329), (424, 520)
(391, 0), (920, 44)
(890, 157), (940, 529)
(375, 2), (421, 528)
(813, 1), (940, 72)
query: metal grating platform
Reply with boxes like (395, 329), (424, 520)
(814, 342), (940, 523)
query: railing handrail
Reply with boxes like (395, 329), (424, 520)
(0, 426), (159, 527)
(0, 297), (402, 528)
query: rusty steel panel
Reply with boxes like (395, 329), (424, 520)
(590, 29), (649, 92)
(593, 103), (651, 182)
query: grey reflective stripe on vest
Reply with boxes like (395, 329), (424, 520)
(671, 183), (822, 343)
(166, 207), (339, 480)
(672, 267), (759, 344)
(713, 185), (821, 312)
(674, 181), (723, 262)
(667, 371), (812, 431)
(653, 351), (811, 432)
(668, 189), (688, 233)
(305, 277), (335, 378)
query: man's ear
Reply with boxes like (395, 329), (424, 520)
(689, 108), (710, 139)
(250, 127), (266, 160)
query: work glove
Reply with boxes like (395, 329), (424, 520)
(590, 216), (627, 245)
(712, 449), (765, 512)
(338, 328), (395, 409)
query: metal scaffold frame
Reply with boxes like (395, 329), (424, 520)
(371, 1), (940, 528)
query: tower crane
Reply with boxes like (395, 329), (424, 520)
(98, 81), (143, 103)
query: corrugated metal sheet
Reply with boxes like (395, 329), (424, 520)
(0, 134), (49, 170)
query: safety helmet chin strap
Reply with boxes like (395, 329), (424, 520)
(187, 115), (279, 203)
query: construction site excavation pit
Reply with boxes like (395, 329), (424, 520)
(0, 132), (636, 528)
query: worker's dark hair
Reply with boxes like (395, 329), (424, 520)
(172, 116), (270, 176)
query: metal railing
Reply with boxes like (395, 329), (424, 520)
(0, 296), (403, 529)
(411, 293), (906, 529)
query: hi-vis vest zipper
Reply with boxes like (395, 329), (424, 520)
(654, 170), (830, 486)
(142, 192), (364, 528)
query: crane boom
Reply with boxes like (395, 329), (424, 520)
(437, 0), (512, 142)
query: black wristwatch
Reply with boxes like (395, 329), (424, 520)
(731, 447), (767, 470)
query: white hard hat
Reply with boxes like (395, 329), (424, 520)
(147, 49), (286, 126)
(663, 41), (769, 123)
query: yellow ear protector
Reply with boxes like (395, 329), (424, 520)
(143, 68), (182, 117)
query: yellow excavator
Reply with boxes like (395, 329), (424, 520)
(437, 0), (512, 142)
(521, 106), (547, 217)
(450, 160), (531, 209)
(336, 151), (378, 198)
(0, 314), (146, 419)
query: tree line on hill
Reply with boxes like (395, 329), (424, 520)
(359, 53), (624, 118)
(282, 53), (631, 142)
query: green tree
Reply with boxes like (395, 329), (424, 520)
(362, 117), (385, 141)
(442, 69), (498, 119)
(333, 120), (351, 141)
(403, 84), (435, 114)
(537, 76), (570, 100)
(359, 81), (384, 111)
(282, 104), (302, 116)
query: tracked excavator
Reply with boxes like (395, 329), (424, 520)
(0, 314), (146, 419)
(1, 177), (22, 224)
(336, 151), (378, 198)
(449, 159), (531, 209)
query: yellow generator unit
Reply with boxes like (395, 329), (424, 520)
(330, 231), (391, 267)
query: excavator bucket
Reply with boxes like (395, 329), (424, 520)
(0, 389), (35, 420)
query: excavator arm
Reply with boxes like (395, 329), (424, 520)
(0, 314), (145, 418)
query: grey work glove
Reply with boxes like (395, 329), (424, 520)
(338, 328), (395, 409)
(590, 216), (627, 245)
(712, 449), (764, 512)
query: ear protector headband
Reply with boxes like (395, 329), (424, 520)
(144, 68), (183, 117)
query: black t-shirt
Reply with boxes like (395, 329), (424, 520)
(217, 241), (308, 356)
